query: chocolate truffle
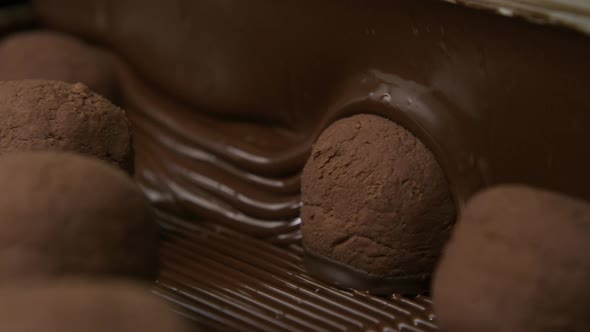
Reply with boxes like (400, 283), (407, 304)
(0, 280), (192, 332)
(0, 151), (158, 281)
(0, 79), (133, 172)
(301, 114), (455, 293)
(433, 185), (590, 332)
(0, 30), (117, 100)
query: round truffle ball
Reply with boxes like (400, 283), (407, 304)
(0, 79), (133, 172)
(0, 151), (158, 281)
(0, 30), (117, 100)
(301, 114), (455, 293)
(433, 185), (590, 332)
(0, 280), (192, 332)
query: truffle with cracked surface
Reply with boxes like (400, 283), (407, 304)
(0, 30), (117, 100)
(301, 114), (455, 293)
(0, 79), (133, 172)
(0, 151), (158, 281)
(0, 280), (193, 332)
(433, 185), (590, 332)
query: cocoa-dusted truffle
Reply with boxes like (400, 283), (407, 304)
(301, 114), (455, 293)
(0, 30), (117, 100)
(433, 185), (590, 332)
(0, 79), (133, 172)
(0, 151), (158, 281)
(0, 280), (193, 332)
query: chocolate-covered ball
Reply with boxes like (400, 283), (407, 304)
(301, 114), (455, 293)
(0, 30), (117, 100)
(0, 151), (158, 281)
(0, 280), (192, 332)
(0, 79), (133, 172)
(433, 185), (590, 332)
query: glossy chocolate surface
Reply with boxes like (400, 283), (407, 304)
(156, 211), (438, 332)
(32, 0), (590, 329)
(304, 248), (430, 295)
(37, 0), (590, 217)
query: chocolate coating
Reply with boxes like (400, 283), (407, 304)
(0, 280), (192, 332)
(433, 185), (590, 332)
(34, 0), (590, 241)
(301, 114), (455, 293)
(0, 151), (158, 281)
(0, 30), (117, 100)
(0, 80), (132, 172)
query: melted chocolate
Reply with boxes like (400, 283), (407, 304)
(118, 65), (303, 242)
(155, 210), (438, 332)
(304, 248), (430, 295)
(37, 0), (590, 235)
(30, 1), (590, 329)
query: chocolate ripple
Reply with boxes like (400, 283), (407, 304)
(154, 210), (437, 331)
(119, 66), (305, 242)
(119, 65), (311, 176)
